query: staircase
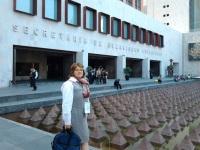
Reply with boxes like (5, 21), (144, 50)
(0, 79), (192, 115)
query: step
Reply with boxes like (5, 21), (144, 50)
(0, 96), (62, 114)
(0, 80), (194, 115)
(0, 91), (60, 104)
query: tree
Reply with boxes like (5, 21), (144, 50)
(123, 67), (133, 80)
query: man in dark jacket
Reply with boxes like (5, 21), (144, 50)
(114, 79), (122, 90)
(30, 68), (38, 91)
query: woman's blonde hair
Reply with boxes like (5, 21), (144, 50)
(69, 63), (84, 77)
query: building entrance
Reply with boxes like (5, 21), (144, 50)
(47, 56), (63, 80)
(126, 58), (143, 77)
(13, 46), (75, 82)
(88, 54), (116, 78)
(150, 60), (160, 77)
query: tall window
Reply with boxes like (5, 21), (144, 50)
(131, 25), (138, 41)
(111, 17), (121, 37)
(159, 35), (164, 47)
(151, 33), (156, 46)
(122, 22), (130, 39)
(140, 28), (145, 43)
(14, 0), (37, 15)
(66, 1), (81, 26)
(43, 0), (61, 21)
(99, 13), (110, 34)
(84, 7), (97, 31)
(146, 31), (151, 45)
(153, 34), (156, 46)
(135, 0), (141, 10)
(155, 33), (160, 46)
(189, 0), (200, 31)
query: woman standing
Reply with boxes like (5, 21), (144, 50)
(61, 63), (90, 150)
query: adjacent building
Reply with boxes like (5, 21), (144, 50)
(145, 0), (200, 76)
(0, 0), (182, 88)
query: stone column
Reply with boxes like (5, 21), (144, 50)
(117, 55), (126, 79)
(160, 61), (165, 77)
(76, 50), (88, 70)
(142, 58), (150, 78)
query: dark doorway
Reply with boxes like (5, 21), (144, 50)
(150, 60), (160, 77)
(14, 46), (75, 82)
(47, 56), (63, 80)
(126, 58), (143, 77)
(88, 54), (116, 79)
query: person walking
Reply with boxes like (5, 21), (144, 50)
(61, 63), (90, 150)
(30, 68), (38, 91)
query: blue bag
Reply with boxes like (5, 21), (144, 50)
(52, 129), (81, 150)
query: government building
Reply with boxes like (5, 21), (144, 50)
(0, 0), (182, 88)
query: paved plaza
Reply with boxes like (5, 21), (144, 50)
(0, 78), (192, 150)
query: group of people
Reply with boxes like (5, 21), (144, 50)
(174, 74), (191, 82)
(87, 66), (108, 85)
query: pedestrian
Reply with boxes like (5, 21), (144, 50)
(114, 79), (122, 89)
(30, 68), (38, 91)
(61, 63), (90, 150)
(157, 75), (162, 83)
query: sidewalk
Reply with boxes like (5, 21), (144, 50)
(0, 117), (98, 150)
(0, 117), (54, 150)
(0, 78), (173, 97)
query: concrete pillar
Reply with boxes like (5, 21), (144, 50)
(160, 61), (165, 77)
(117, 55), (126, 79)
(76, 50), (88, 70)
(142, 58), (150, 78)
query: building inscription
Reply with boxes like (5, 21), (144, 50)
(12, 24), (162, 57)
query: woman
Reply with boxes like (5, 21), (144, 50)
(61, 63), (90, 150)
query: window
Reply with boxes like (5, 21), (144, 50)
(135, 0), (141, 10)
(14, 0), (37, 15)
(66, 0), (81, 26)
(160, 35), (164, 47)
(83, 6), (97, 31)
(155, 34), (159, 46)
(189, 0), (200, 31)
(140, 28), (146, 43)
(42, 0), (61, 21)
(131, 25), (137, 41)
(153, 33), (156, 46)
(163, 14), (169, 17)
(146, 30), (151, 45)
(122, 22), (130, 39)
(163, 5), (169, 8)
(98, 12), (110, 34)
(131, 25), (140, 42)
(126, 0), (133, 6)
(150, 32), (156, 46)
(111, 17), (121, 37)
